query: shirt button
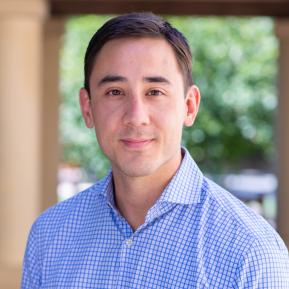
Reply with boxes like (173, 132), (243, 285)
(125, 238), (133, 247)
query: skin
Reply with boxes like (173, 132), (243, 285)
(80, 37), (200, 230)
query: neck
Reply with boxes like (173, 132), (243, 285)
(113, 151), (182, 231)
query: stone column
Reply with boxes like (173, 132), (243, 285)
(0, 0), (47, 288)
(41, 17), (65, 210)
(275, 19), (289, 248)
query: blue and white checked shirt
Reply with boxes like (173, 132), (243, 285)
(22, 148), (289, 288)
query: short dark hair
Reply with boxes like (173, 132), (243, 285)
(84, 12), (193, 94)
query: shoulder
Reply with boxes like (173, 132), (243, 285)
(231, 228), (289, 286)
(201, 177), (288, 265)
(23, 178), (110, 268)
(178, 149), (287, 254)
(201, 177), (286, 247)
(21, 178), (109, 288)
(192, 177), (289, 285)
(31, 177), (108, 239)
(202, 177), (283, 244)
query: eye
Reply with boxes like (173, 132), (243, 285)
(147, 89), (164, 96)
(105, 89), (123, 96)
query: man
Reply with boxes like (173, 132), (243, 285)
(22, 13), (289, 288)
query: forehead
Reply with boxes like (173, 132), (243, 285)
(91, 37), (183, 78)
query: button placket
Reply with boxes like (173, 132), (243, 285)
(125, 238), (133, 247)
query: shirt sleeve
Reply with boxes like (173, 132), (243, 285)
(21, 222), (41, 289)
(232, 237), (289, 289)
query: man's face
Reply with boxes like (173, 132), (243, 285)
(80, 37), (200, 178)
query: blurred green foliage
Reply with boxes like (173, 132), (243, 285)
(60, 15), (277, 179)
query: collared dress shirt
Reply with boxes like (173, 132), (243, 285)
(22, 148), (289, 288)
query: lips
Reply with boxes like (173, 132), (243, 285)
(120, 138), (154, 149)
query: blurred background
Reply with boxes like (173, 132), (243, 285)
(1, 0), (289, 288)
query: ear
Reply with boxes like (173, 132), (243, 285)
(79, 87), (94, 128)
(183, 85), (201, 127)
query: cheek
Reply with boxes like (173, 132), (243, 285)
(94, 107), (120, 138)
(162, 101), (186, 122)
(156, 107), (184, 135)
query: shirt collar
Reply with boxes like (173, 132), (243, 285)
(157, 147), (203, 205)
(97, 169), (115, 207)
(97, 147), (203, 207)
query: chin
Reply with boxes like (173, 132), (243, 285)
(119, 164), (159, 178)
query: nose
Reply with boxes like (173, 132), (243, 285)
(123, 96), (150, 127)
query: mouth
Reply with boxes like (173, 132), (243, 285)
(120, 138), (154, 150)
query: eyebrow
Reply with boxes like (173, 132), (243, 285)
(97, 74), (171, 87)
(97, 75), (127, 87)
(143, 76), (171, 85)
